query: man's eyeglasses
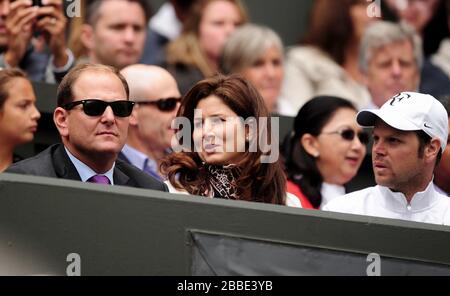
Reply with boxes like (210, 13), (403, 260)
(136, 97), (181, 112)
(321, 128), (370, 145)
(63, 99), (135, 117)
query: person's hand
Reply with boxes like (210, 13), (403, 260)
(4, 0), (38, 67)
(35, 0), (68, 68)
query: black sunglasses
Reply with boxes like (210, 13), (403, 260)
(63, 99), (135, 117)
(136, 97), (181, 112)
(322, 128), (370, 145)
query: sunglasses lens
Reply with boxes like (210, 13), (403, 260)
(111, 101), (134, 117)
(83, 100), (107, 116)
(341, 129), (355, 141)
(158, 98), (178, 111)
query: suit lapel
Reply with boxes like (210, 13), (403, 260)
(52, 144), (82, 181)
(113, 166), (130, 186)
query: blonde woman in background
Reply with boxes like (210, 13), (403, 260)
(221, 24), (292, 115)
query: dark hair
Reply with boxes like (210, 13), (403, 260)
(0, 68), (28, 109)
(160, 74), (286, 204)
(57, 63), (130, 107)
(302, 0), (364, 65)
(416, 130), (443, 166)
(382, 0), (450, 57)
(447, 0), (450, 18)
(284, 96), (356, 208)
(85, 0), (151, 26)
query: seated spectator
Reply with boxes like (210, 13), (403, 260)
(434, 95), (450, 195)
(7, 63), (167, 191)
(140, 0), (196, 66)
(221, 24), (292, 115)
(0, 68), (40, 172)
(0, 0), (75, 83)
(119, 65), (181, 181)
(324, 92), (450, 225)
(383, 0), (449, 57)
(79, 0), (149, 70)
(360, 21), (450, 108)
(431, 0), (450, 80)
(164, 0), (247, 95)
(284, 96), (368, 209)
(279, 0), (374, 112)
(160, 74), (301, 207)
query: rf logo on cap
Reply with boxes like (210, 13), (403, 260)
(389, 93), (411, 106)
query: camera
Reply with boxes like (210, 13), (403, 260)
(32, 0), (43, 7)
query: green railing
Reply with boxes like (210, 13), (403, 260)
(0, 173), (449, 275)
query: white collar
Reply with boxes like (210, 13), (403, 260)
(434, 183), (449, 196)
(320, 182), (346, 209)
(376, 181), (440, 213)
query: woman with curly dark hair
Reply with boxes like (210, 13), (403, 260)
(160, 74), (301, 206)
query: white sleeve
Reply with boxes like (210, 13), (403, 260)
(285, 192), (302, 208)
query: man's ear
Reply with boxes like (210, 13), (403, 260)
(54, 107), (69, 137)
(80, 24), (95, 51)
(129, 107), (139, 126)
(425, 138), (441, 163)
(301, 133), (320, 158)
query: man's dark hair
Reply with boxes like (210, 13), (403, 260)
(57, 63), (130, 107)
(85, 0), (151, 26)
(416, 130), (442, 167)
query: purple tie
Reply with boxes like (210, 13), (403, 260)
(87, 175), (111, 185)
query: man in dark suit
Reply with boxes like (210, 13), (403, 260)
(7, 63), (167, 191)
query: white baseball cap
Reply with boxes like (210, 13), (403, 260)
(357, 92), (449, 152)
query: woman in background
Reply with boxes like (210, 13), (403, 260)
(280, 0), (374, 112)
(383, 0), (449, 57)
(221, 24), (292, 115)
(284, 96), (368, 209)
(161, 74), (301, 207)
(164, 0), (247, 95)
(0, 69), (41, 172)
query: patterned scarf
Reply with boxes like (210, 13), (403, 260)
(204, 164), (241, 200)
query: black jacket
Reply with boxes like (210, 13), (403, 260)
(6, 144), (168, 192)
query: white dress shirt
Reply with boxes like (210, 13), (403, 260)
(323, 181), (450, 225)
(320, 182), (346, 210)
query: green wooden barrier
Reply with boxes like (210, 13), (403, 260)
(0, 173), (449, 275)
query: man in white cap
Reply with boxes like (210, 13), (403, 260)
(323, 92), (450, 225)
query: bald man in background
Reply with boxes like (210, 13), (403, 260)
(119, 64), (181, 180)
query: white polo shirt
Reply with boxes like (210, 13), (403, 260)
(323, 181), (450, 225)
